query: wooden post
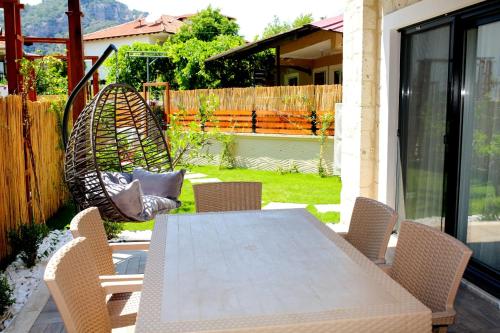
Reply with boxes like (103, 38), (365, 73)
(91, 57), (99, 96)
(165, 82), (170, 129)
(2, 0), (24, 94)
(275, 46), (281, 86)
(66, 0), (86, 123)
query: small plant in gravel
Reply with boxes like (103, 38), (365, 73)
(8, 223), (49, 268)
(0, 274), (14, 319)
(103, 220), (124, 240)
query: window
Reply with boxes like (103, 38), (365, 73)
(313, 71), (327, 85)
(284, 73), (299, 86)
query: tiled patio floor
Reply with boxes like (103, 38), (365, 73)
(28, 250), (500, 333)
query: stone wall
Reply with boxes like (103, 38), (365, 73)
(340, 0), (382, 223)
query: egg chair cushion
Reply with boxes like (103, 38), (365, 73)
(102, 171), (133, 185)
(141, 195), (179, 220)
(105, 179), (144, 219)
(133, 168), (185, 200)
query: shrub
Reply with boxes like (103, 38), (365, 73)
(8, 223), (49, 268)
(103, 220), (124, 240)
(0, 274), (14, 318)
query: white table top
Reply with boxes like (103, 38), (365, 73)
(136, 209), (431, 333)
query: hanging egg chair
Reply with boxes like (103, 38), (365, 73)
(63, 45), (180, 222)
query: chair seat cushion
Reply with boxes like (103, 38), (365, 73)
(141, 195), (180, 220)
(133, 168), (185, 200)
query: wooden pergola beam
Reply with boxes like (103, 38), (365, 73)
(67, 0), (86, 123)
(0, 0), (24, 94)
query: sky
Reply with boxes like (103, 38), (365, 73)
(23, 0), (345, 40)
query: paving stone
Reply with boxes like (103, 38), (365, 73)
(184, 173), (207, 180)
(315, 204), (341, 213)
(263, 202), (307, 210)
(188, 178), (221, 184)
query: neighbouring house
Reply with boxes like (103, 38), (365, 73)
(205, 16), (343, 86)
(341, 0), (500, 298)
(83, 15), (183, 57)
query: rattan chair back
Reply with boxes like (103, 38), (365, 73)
(70, 207), (115, 276)
(346, 197), (398, 264)
(44, 237), (112, 333)
(193, 182), (262, 213)
(390, 221), (472, 315)
(64, 83), (173, 222)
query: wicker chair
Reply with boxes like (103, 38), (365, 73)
(64, 83), (174, 222)
(381, 221), (472, 333)
(70, 207), (148, 278)
(340, 197), (398, 264)
(193, 182), (262, 213)
(44, 237), (142, 332)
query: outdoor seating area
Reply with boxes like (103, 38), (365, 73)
(1, 0), (500, 332)
(41, 198), (470, 332)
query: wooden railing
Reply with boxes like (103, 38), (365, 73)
(169, 85), (342, 136)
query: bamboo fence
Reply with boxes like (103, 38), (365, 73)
(0, 96), (68, 262)
(169, 85), (342, 136)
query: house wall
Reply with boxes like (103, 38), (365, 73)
(83, 33), (170, 80)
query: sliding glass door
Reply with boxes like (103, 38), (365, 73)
(398, 25), (450, 231)
(458, 20), (500, 275)
(398, 1), (500, 297)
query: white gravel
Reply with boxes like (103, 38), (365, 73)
(0, 229), (73, 332)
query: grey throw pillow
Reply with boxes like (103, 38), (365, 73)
(100, 171), (132, 185)
(133, 168), (185, 200)
(105, 179), (144, 219)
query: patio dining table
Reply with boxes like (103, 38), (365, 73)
(135, 208), (431, 332)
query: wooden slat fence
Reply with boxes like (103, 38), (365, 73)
(169, 85), (342, 136)
(0, 96), (68, 262)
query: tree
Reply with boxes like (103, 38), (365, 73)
(261, 13), (314, 39)
(104, 42), (175, 90)
(105, 6), (275, 90)
(172, 5), (239, 43)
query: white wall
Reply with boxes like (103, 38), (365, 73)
(190, 133), (334, 175)
(378, 0), (484, 208)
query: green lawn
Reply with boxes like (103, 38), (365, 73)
(123, 166), (341, 230)
(47, 166), (342, 231)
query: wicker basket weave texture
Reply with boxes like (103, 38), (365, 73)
(69, 207), (115, 275)
(345, 197), (398, 264)
(64, 83), (172, 222)
(390, 221), (472, 320)
(193, 182), (262, 213)
(44, 237), (112, 332)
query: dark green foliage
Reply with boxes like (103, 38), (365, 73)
(0, 274), (14, 318)
(8, 223), (49, 268)
(45, 201), (76, 231)
(103, 220), (124, 240)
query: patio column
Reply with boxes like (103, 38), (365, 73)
(340, 0), (382, 223)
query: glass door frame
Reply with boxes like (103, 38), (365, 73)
(398, 0), (500, 297)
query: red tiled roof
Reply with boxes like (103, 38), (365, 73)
(311, 15), (343, 33)
(83, 15), (184, 41)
